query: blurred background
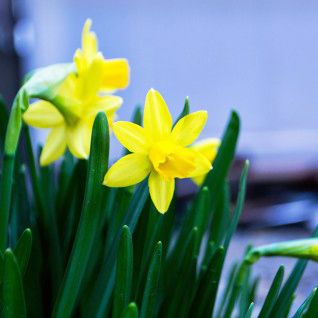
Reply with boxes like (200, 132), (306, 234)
(1, 0), (318, 314)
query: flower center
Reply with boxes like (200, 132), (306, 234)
(149, 141), (196, 181)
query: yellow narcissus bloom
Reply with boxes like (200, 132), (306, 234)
(190, 138), (221, 186)
(23, 19), (130, 166)
(103, 89), (212, 213)
(75, 19), (130, 92)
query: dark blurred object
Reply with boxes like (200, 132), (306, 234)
(0, 0), (21, 104)
(237, 156), (318, 230)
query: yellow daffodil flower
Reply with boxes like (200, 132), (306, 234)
(103, 89), (212, 213)
(190, 138), (221, 186)
(23, 19), (130, 166)
(75, 19), (130, 92)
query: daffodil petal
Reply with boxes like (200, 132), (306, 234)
(84, 96), (123, 119)
(74, 49), (86, 75)
(101, 59), (130, 91)
(188, 150), (212, 178)
(103, 153), (151, 187)
(82, 19), (98, 62)
(113, 121), (153, 154)
(192, 138), (220, 161)
(191, 174), (206, 186)
(144, 89), (172, 141)
(40, 125), (67, 166)
(170, 111), (208, 147)
(23, 100), (64, 128)
(81, 53), (104, 100)
(67, 121), (91, 159)
(190, 138), (220, 185)
(149, 170), (175, 214)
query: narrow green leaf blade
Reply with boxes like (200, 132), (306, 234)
(216, 261), (238, 317)
(52, 112), (109, 318)
(303, 286), (318, 318)
(14, 228), (32, 277)
(121, 303), (139, 318)
(270, 225), (318, 318)
(163, 227), (198, 318)
(270, 260), (307, 318)
(0, 249), (26, 318)
(85, 180), (149, 318)
(0, 251), (3, 284)
(224, 160), (249, 251)
(200, 110), (240, 209)
(244, 303), (254, 318)
(223, 260), (249, 318)
(0, 95), (9, 152)
(113, 226), (133, 318)
(293, 287), (316, 318)
(140, 242), (162, 318)
(173, 96), (190, 127)
(189, 247), (225, 318)
(258, 265), (284, 318)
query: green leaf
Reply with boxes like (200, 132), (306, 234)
(282, 295), (295, 318)
(270, 225), (318, 318)
(239, 245), (253, 318)
(113, 226), (134, 318)
(173, 96), (190, 127)
(164, 187), (209, 290)
(207, 181), (230, 250)
(189, 247), (225, 318)
(134, 198), (175, 304)
(23, 228), (45, 318)
(60, 160), (87, 258)
(244, 303), (254, 318)
(14, 228), (32, 277)
(0, 249), (26, 318)
(223, 260), (250, 318)
(84, 180), (149, 318)
(248, 277), (259, 307)
(200, 110), (240, 214)
(270, 260), (307, 318)
(132, 106), (143, 126)
(304, 286), (318, 318)
(216, 261), (238, 317)
(107, 189), (133, 257)
(0, 250), (3, 284)
(52, 112), (109, 318)
(140, 242), (162, 318)
(55, 150), (74, 213)
(224, 160), (249, 251)
(258, 266), (284, 318)
(163, 227), (198, 318)
(121, 303), (139, 318)
(0, 95), (9, 152)
(0, 154), (15, 252)
(293, 287), (316, 318)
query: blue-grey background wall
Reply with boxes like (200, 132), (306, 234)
(17, 0), (318, 168)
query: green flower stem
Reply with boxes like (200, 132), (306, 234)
(245, 238), (318, 264)
(0, 90), (26, 253)
(24, 125), (63, 296)
(223, 260), (249, 318)
(52, 112), (109, 318)
(0, 154), (15, 252)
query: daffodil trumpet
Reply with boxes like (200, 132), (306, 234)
(103, 88), (212, 213)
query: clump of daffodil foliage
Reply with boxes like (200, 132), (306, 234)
(1, 19), (318, 318)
